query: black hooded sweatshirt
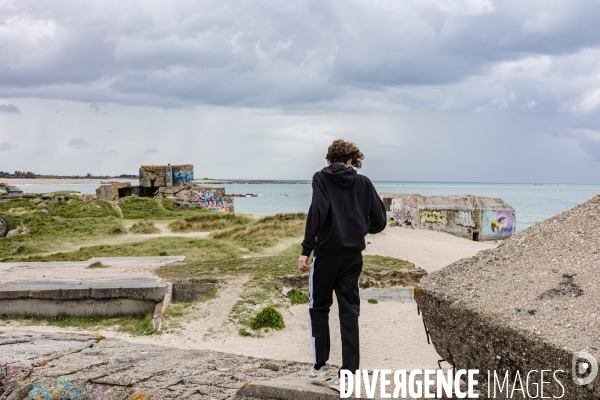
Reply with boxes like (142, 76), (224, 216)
(301, 163), (387, 260)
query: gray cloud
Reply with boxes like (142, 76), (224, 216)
(0, 104), (21, 114)
(68, 137), (88, 149)
(0, 142), (16, 152)
(0, 0), (599, 181)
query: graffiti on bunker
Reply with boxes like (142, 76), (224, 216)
(420, 210), (448, 225)
(193, 190), (230, 212)
(455, 210), (476, 227)
(481, 209), (515, 237)
(173, 167), (193, 184)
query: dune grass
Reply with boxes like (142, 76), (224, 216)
(211, 213), (306, 252)
(169, 213), (252, 232)
(129, 220), (161, 234)
(119, 197), (211, 219)
(18, 237), (241, 262)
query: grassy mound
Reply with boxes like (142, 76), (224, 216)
(211, 213), (306, 252)
(169, 213), (251, 232)
(51, 201), (119, 218)
(129, 221), (160, 234)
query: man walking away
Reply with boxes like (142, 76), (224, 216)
(297, 139), (387, 390)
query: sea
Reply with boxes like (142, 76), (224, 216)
(18, 182), (600, 232)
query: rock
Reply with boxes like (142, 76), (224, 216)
(40, 193), (55, 200)
(6, 224), (30, 237)
(0, 219), (6, 238)
(0, 332), (309, 400)
(177, 189), (192, 199)
(415, 195), (600, 399)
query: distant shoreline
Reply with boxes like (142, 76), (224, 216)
(2, 178), (310, 186)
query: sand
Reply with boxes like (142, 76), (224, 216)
(0, 227), (495, 372)
(365, 226), (497, 273)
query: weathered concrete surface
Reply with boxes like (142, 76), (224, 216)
(0, 298), (157, 317)
(0, 332), (309, 400)
(171, 282), (215, 303)
(0, 256), (186, 274)
(0, 277), (166, 317)
(415, 195), (600, 399)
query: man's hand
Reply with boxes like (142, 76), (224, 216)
(298, 255), (310, 272)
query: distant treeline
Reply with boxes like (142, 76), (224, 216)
(0, 171), (138, 179)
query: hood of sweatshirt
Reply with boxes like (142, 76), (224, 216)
(321, 163), (358, 188)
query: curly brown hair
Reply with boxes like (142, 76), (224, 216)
(326, 139), (364, 169)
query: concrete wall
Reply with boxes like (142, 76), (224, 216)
(139, 164), (194, 188)
(139, 165), (171, 188)
(380, 193), (516, 241)
(95, 182), (131, 201)
(0, 298), (156, 317)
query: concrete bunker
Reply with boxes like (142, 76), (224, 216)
(95, 164), (234, 212)
(380, 193), (516, 241)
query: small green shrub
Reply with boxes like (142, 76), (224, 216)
(129, 221), (160, 234)
(249, 306), (284, 330)
(263, 363), (279, 371)
(360, 280), (374, 289)
(87, 261), (109, 269)
(286, 288), (309, 305)
(238, 328), (252, 337)
(368, 298), (378, 304)
(109, 226), (127, 235)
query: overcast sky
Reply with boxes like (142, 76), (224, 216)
(1, 0), (599, 183)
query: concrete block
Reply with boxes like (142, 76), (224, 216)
(171, 282), (215, 303)
(0, 277), (167, 317)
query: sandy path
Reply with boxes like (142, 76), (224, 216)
(364, 226), (497, 273)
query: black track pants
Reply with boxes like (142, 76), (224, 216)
(308, 257), (362, 372)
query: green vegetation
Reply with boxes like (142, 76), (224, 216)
(87, 261), (109, 269)
(263, 363), (280, 371)
(286, 288), (309, 305)
(0, 312), (157, 336)
(18, 237), (240, 262)
(51, 201), (120, 219)
(368, 298), (379, 304)
(169, 213), (252, 232)
(119, 197), (210, 219)
(211, 213), (306, 252)
(249, 306), (285, 330)
(129, 220), (161, 234)
(238, 328), (252, 337)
